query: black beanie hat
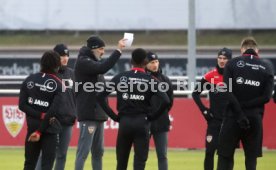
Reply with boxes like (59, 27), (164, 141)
(87, 35), (105, 49)
(131, 48), (147, 65)
(218, 47), (232, 59)
(53, 44), (69, 56)
(146, 52), (158, 62)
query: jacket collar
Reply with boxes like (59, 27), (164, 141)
(131, 67), (145, 73)
(242, 49), (259, 58)
(79, 46), (98, 61)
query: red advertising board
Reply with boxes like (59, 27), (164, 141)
(1, 97), (276, 149)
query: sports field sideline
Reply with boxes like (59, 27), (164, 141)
(1, 148), (275, 170)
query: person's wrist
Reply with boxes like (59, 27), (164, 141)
(34, 130), (41, 136)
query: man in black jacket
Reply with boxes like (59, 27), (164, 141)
(54, 43), (76, 170)
(97, 48), (170, 170)
(35, 44), (76, 170)
(217, 37), (274, 170)
(192, 48), (232, 170)
(145, 52), (174, 170)
(74, 35), (125, 170)
(19, 51), (63, 170)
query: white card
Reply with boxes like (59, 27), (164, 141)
(124, 32), (134, 47)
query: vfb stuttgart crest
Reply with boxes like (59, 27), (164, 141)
(2, 105), (25, 138)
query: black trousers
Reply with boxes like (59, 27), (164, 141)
(24, 130), (57, 170)
(217, 113), (263, 170)
(151, 132), (168, 170)
(116, 115), (150, 170)
(204, 119), (221, 170)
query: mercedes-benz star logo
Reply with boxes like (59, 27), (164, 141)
(237, 60), (245, 68)
(27, 81), (34, 89)
(120, 76), (128, 82)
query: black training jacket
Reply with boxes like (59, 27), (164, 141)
(223, 49), (274, 117)
(19, 72), (63, 133)
(146, 69), (174, 133)
(97, 68), (170, 122)
(56, 66), (76, 125)
(74, 46), (121, 121)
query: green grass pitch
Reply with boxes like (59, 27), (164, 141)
(1, 148), (276, 170)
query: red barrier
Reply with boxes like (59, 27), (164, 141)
(1, 97), (276, 149)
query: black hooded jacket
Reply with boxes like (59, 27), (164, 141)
(74, 46), (121, 121)
(146, 69), (174, 133)
(56, 66), (76, 125)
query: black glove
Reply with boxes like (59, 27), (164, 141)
(202, 109), (214, 121)
(147, 115), (153, 121)
(112, 116), (120, 122)
(237, 115), (250, 130)
(46, 117), (62, 134)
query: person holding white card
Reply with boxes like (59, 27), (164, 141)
(74, 35), (126, 170)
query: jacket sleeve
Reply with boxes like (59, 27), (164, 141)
(164, 75), (174, 111)
(241, 74), (274, 108)
(18, 80), (42, 119)
(192, 78), (210, 112)
(96, 77), (120, 122)
(148, 79), (170, 121)
(223, 62), (244, 117)
(38, 79), (65, 133)
(76, 50), (121, 75)
(37, 91), (64, 132)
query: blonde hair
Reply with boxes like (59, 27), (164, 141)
(241, 37), (258, 50)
